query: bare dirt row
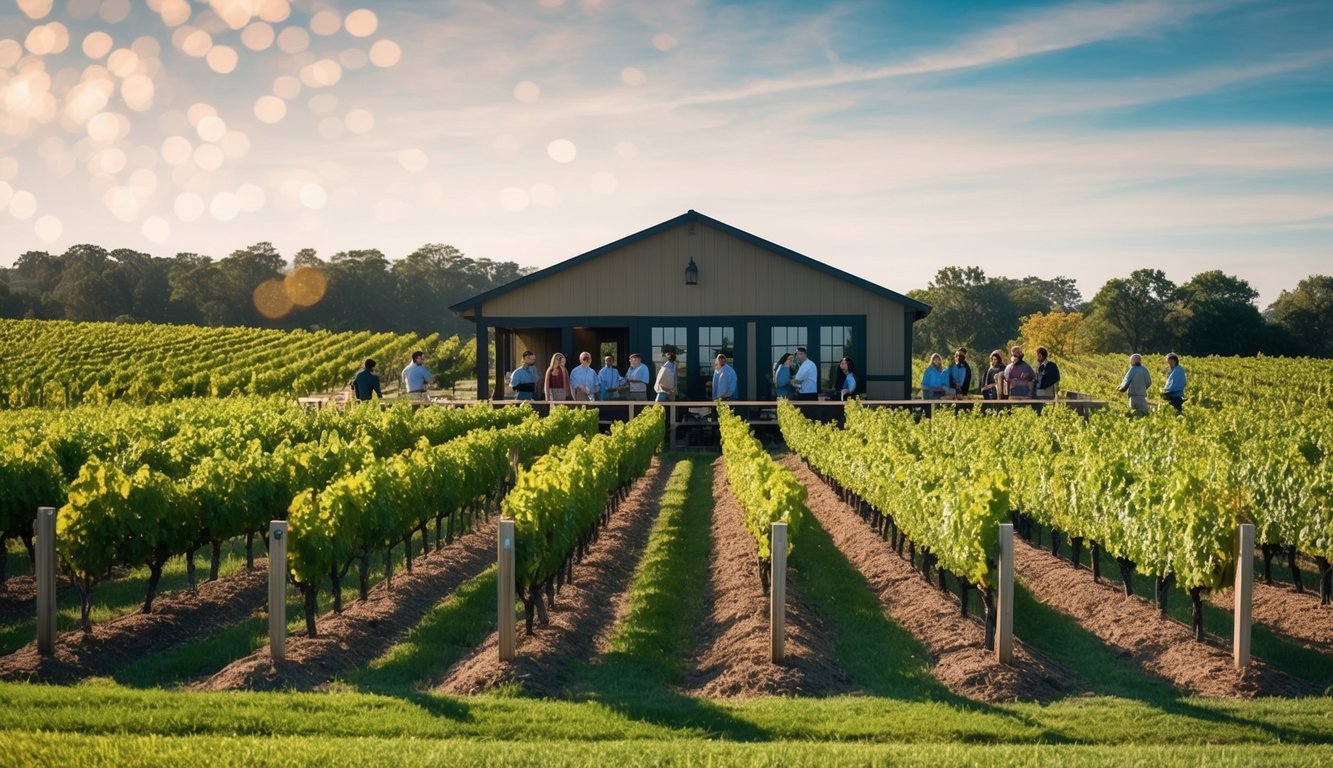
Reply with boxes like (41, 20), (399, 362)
(0, 563), (268, 684)
(0, 574), (42, 626)
(782, 455), (1077, 703)
(1206, 580), (1333, 653)
(678, 457), (854, 698)
(1012, 540), (1320, 698)
(199, 518), (498, 692)
(439, 459), (672, 695)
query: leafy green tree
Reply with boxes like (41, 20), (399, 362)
(170, 261), (239, 326)
(11, 250), (62, 293)
(911, 267), (1018, 356)
(1175, 270), (1267, 355)
(1087, 268), (1177, 352)
(1267, 275), (1333, 358)
(1002, 275), (1084, 313)
(392, 244), (474, 337)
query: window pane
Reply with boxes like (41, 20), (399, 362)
(651, 327), (687, 392)
(819, 326), (854, 389)
(699, 326), (734, 377)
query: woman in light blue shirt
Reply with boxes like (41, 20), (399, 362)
(920, 353), (951, 399)
(837, 357), (859, 400)
(1162, 352), (1186, 412)
(773, 353), (794, 399)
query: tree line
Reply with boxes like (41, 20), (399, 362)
(3, 243), (1328, 360)
(910, 267), (1332, 359)
(0, 242), (531, 339)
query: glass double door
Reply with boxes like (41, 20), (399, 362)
(648, 324), (745, 401)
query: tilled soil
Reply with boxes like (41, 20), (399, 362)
(0, 575), (42, 626)
(677, 457), (856, 699)
(1206, 581), (1333, 655)
(1014, 540), (1320, 698)
(198, 518), (498, 692)
(784, 456), (1077, 703)
(439, 459), (671, 696)
(0, 563), (268, 684)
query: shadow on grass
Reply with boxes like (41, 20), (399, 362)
(347, 567), (500, 696)
(1023, 524), (1332, 688)
(553, 454), (1041, 741)
(113, 618), (268, 688)
(1016, 525), (1333, 744)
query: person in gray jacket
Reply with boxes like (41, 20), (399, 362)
(1117, 353), (1152, 415)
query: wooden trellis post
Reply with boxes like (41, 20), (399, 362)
(1234, 523), (1254, 669)
(996, 523), (1015, 664)
(269, 520), (288, 662)
(498, 519), (516, 661)
(35, 507), (56, 657)
(770, 522), (787, 663)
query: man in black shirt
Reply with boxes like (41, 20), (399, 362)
(351, 359), (383, 401)
(1034, 347), (1060, 399)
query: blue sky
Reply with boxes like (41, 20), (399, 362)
(0, 0), (1329, 306)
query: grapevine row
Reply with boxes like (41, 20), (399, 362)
(717, 403), (805, 593)
(505, 406), (663, 634)
(781, 400), (1011, 647)
(0, 318), (469, 407)
(287, 407), (599, 636)
(52, 404), (534, 630)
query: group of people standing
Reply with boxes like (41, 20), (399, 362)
(509, 351), (659, 402)
(1118, 352), (1187, 415)
(349, 350), (436, 401)
(510, 346), (861, 404)
(353, 345), (1186, 413)
(773, 347), (860, 401)
(920, 346), (1061, 401)
(917, 345), (1187, 414)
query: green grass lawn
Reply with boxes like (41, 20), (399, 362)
(4, 732), (1331, 768)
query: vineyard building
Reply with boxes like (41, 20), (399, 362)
(450, 210), (931, 401)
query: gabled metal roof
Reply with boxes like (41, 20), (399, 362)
(449, 209), (932, 319)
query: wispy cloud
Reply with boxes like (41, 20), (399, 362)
(1, 0), (1328, 309)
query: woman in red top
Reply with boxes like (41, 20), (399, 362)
(544, 353), (571, 401)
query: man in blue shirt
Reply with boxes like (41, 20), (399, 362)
(401, 350), (435, 398)
(625, 353), (650, 401)
(711, 354), (737, 400)
(597, 354), (625, 400)
(1162, 353), (1186, 413)
(947, 348), (972, 396)
(509, 350), (538, 400)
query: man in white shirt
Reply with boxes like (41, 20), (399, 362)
(653, 352), (677, 402)
(625, 353), (650, 401)
(569, 351), (598, 401)
(792, 347), (819, 401)
(401, 350), (435, 399)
